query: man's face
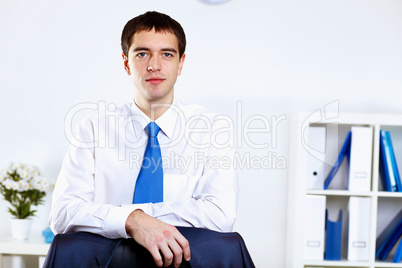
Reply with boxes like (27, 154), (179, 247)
(123, 28), (185, 105)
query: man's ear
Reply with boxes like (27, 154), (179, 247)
(177, 53), (186, 76)
(122, 53), (131, 75)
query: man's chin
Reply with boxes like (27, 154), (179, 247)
(146, 91), (173, 103)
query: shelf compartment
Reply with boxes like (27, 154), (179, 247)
(304, 259), (371, 267)
(377, 192), (402, 198)
(375, 197), (402, 265)
(374, 261), (402, 267)
(306, 190), (374, 197)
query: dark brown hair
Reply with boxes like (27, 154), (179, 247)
(121, 11), (186, 59)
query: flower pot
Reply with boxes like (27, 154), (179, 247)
(10, 219), (33, 240)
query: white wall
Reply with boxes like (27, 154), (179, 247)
(1, 0), (402, 267)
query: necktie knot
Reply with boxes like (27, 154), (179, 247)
(146, 122), (160, 138)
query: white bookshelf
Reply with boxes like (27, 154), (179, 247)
(285, 112), (402, 268)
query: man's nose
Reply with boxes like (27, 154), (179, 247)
(147, 54), (161, 72)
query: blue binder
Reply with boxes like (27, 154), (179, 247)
(324, 131), (351, 190)
(376, 209), (402, 260)
(379, 130), (402, 192)
(325, 209), (343, 261)
(380, 130), (393, 191)
(386, 131), (402, 192)
(393, 235), (402, 263)
(379, 221), (402, 261)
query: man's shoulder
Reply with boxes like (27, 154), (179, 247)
(175, 100), (218, 119)
(111, 102), (133, 117)
(75, 102), (132, 127)
(174, 100), (234, 135)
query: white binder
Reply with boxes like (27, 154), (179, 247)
(306, 126), (326, 190)
(348, 126), (373, 191)
(304, 195), (326, 260)
(347, 196), (370, 261)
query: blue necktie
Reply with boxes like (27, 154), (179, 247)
(133, 122), (163, 204)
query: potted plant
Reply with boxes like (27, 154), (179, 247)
(0, 163), (50, 240)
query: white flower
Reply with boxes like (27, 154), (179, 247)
(34, 182), (42, 190)
(43, 182), (49, 191)
(19, 171), (27, 179)
(19, 181), (29, 191)
(11, 181), (19, 190)
(0, 169), (7, 182)
(33, 176), (49, 191)
(4, 179), (13, 190)
(16, 167), (23, 176)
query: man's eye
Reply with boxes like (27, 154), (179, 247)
(137, 52), (147, 58)
(163, 53), (173, 58)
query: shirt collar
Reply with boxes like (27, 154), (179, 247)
(129, 102), (150, 137)
(129, 99), (179, 140)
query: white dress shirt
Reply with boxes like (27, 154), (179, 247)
(49, 99), (238, 239)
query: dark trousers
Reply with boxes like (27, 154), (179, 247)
(43, 227), (255, 268)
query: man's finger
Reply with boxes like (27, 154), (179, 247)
(176, 235), (191, 262)
(159, 243), (174, 267)
(167, 241), (183, 267)
(148, 246), (164, 268)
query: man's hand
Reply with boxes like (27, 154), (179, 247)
(125, 209), (191, 267)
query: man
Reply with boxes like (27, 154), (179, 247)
(49, 11), (238, 268)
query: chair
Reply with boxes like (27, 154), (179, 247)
(43, 227), (255, 268)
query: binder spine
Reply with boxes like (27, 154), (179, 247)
(347, 197), (370, 261)
(304, 195), (326, 260)
(385, 131), (402, 192)
(306, 126), (327, 190)
(348, 127), (373, 192)
(380, 130), (397, 192)
(325, 209), (343, 261)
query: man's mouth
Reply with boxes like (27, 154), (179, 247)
(146, 77), (165, 85)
